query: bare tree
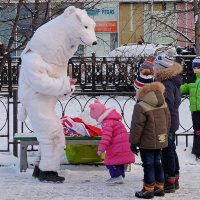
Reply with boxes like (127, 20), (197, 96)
(118, 1), (196, 52)
(194, 0), (200, 55)
(0, 0), (100, 89)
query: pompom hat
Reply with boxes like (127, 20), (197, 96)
(154, 48), (176, 69)
(192, 56), (200, 68)
(140, 59), (154, 73)
(89, 99), (107, 121)
(134, 59), (154, 91)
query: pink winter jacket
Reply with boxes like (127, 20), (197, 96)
(98, 108), (135, 165)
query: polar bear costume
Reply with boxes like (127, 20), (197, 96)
(18, 6), (97, 172)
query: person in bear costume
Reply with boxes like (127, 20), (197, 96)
(18, 6), (97, 183)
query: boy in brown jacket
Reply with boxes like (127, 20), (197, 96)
(130, 81), (171, 199)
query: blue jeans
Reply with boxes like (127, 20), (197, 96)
(106, 165), (125, 178)
(140, 149), (164, 184)
(162, 132), (180, 178)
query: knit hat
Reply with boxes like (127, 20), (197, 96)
(139, 59), (154, 73)
(192, 56), (200, 68)
(89, 99), (107, 121)
(154, 48), (176, 69)
(134, 59), (154, 91)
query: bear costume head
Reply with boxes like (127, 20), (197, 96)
(21, 6), (97, 66)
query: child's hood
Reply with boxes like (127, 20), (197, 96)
(98, 108), (122, 123)
(136, 82), (165, 107)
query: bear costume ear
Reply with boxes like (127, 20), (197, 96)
(64, 6), (76, 17)
(64, 6), (82, 22)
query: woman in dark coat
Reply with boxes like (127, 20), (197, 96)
(154, 49), (183, 193)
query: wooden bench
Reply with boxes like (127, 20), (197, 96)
(14, 133), (101, 172)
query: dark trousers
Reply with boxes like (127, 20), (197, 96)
(192, 111), (200, 155)
(106, 165), (125, 178)
(140, 149), (164, 184)
(162, 132), (180, 179)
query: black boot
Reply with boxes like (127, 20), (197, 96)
(135, 189), (154, 199)
(195, 154), (200, 161)
(135, 184), (154, 199)
(164, 177), (175, 193)
(32, 165), (40, 178)
(164, 182), (175, 193)
(154, 182), (165, 197)
(175, 180), (179, 190)
(175, 174), (180, 190)
(38, 171), (65, 183)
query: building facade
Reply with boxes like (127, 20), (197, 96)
(0, 0), (195, 57)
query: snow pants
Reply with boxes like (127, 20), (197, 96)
(162, 132), (180, 179)
(140, 148), (164, 184)
(192, 111), (200, 155)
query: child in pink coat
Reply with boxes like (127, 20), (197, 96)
(89, 99), (135, 185)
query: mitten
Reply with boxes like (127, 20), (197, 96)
(97, 150), (103, 156)
(130, 144), (139, 156)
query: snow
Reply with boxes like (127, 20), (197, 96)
(0, 146), (200, 200)
(0, 96), (200, 199)
(108, 43), (167, 58)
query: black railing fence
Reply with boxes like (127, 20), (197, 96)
(0, 54), (196, 154)
(0, 54), (196, 96)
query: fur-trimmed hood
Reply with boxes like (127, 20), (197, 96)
(155, 63), (183, 81)
(136, 82), (166, 107)
(97, 108), (122, 123)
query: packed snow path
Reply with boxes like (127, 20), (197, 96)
(0, 146), (200, 200)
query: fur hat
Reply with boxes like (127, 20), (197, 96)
(134, 60), (154, 91)
(89, 99), (107, 121)
(192, 56), (200, 68)
(154, 48), (177, 69)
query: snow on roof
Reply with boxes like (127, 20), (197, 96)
(108, 43), (167, 58)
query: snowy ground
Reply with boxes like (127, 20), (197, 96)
(0, 96), (199, 199)
(0, 144), (200, 200)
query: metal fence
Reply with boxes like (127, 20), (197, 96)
(0, 94), (11, 152)
(0, 54), (196, 96)
(0, 54), (196, 153)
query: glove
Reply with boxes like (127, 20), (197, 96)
(97, 150), (103, 156)
(130, 144), (139, 156)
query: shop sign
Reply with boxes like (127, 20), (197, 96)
(87, 9), (115, 16)
(95, 21), (117, 33)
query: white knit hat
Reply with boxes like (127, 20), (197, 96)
(192, 56), (200, 68)
(154, 49), (176, 69)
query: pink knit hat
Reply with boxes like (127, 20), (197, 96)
(89, 99), (107, 121)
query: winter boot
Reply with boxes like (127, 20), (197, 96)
(164, 177), (175, 193)
(32, 165), (40, 178)
(135, 183), (154, 199)
(195, 154), (200, 161)
(105, 176), (124, 185)
(175, 174), (180, 190)
(38, 171), (65, 183)
(154, 182), (165, 196)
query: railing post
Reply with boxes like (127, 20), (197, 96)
(13, 89), (18, 157)
(175, 135), (178, 146)
(186, 135), (188, 148)
(7, 53), (13, 98)
(91, 53), (96, 91)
